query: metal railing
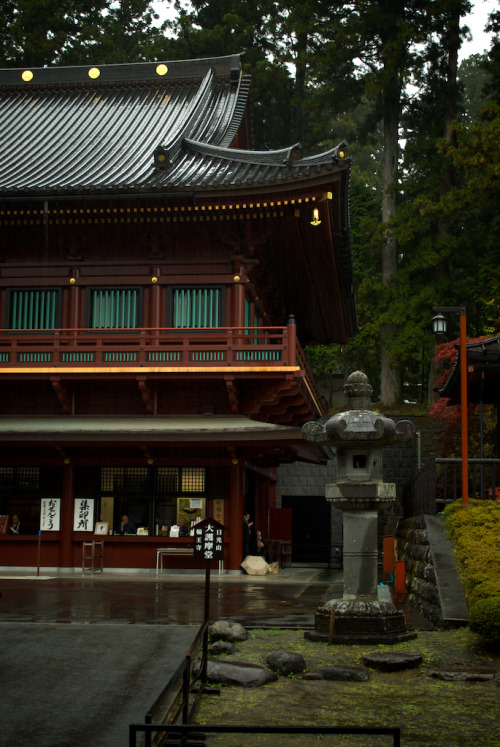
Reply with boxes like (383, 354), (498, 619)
(137, 621), (211, 747)
(436, 458), (500, 504)
(129, 723), (401, 746)
(403, 457), (500, 516)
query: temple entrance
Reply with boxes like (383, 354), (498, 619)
(281, 495), (331, 565)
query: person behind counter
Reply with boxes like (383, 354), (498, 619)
(116, 515), (137, 535)
(10, 514), (21, 535)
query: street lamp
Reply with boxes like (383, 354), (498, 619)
(432, 306), (468, 505)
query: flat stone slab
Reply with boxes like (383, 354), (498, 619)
(304, 665), (369, 682)
(363, 652), (423, 671)
(429, 670), (495, 682)
(196, 659), (277, 687)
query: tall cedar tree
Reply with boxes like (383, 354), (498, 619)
(0, 0), (162, 67)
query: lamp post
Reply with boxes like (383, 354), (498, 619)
(432, 306), (468, 505)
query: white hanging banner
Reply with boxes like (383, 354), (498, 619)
(73, 499), (95, 532)
(40, 498), (61, 531)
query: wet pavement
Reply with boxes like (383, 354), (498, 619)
(0, 567), (432, 746)
(0, 566), (432, 629)
(0, 567), (342, 628)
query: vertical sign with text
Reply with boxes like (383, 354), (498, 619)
(73, 499), (95, 531)
(40, 498), (61, 531)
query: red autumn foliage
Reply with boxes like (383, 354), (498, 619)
(429, 336), (491, 457)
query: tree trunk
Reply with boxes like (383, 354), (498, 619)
(380, 74), (402, 406)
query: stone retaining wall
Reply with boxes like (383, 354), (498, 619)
(396, 514), (468, 628)
(397, 516), (444, 627)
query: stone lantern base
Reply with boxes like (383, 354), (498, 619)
(305, 597), (417, 645)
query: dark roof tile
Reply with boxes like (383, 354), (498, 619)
(0, 54), (350, 198)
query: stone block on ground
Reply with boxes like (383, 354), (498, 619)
(362, 652), (423, 671)
(266, 651), (306, 676)
(429, 670), (495, 682)
(209, 619), (249, 643)
(207, 641), (238, 656)
(304, 665), (369, 682)
(194, 659), (277, 687)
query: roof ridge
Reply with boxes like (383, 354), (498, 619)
(0, 55), (243, 89)
(153, 68), (215, 170)
(183, 140), (303, 166)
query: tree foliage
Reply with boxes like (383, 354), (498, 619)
(0, 0), (163, 67)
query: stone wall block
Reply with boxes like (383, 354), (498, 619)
(414, 562), (436, 585)
(411, 577), (440, 607)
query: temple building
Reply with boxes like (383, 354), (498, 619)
(0, 54), (357, 572)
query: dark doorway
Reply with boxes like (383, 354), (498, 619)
(282, 495), (331, 565)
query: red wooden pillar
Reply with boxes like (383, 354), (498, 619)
(232, 275), (245, 328)
(68, 269), (80, 331)
(59, 462), (74, 568)
(149, 267), (161, 331)
(227, 459), (244, 571)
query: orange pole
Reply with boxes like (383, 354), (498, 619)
(460, 311), (468, 504)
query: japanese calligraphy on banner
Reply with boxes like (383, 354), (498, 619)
(212, 499), (224, 526)
(40, 498), (61, 531)
(73, 499), (95, 532)
(193, 518), (225, 561)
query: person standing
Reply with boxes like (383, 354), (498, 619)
(242, 512), (255, 559)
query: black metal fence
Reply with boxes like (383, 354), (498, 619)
(403, 457), (500, 516)
(135, 621), (211, 747)
(402, 456), (437, 517)
(129, 723), (401, 746)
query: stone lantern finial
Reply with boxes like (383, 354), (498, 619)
(344, 370), (373, 410)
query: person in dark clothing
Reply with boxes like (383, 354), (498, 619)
(255, 529), (268, 559)
(242, 512), (255, 559)
(116, 515), (137, 535)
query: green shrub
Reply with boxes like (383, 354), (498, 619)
(469, 597), (500, 645)
(443, 500), (500, 608)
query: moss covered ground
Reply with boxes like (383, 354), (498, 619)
(194, 627), (499, 746)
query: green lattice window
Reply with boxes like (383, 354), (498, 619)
(171, 287), (222, 328)
(9, 289), (59, 329)
(89, 288), (141, 329)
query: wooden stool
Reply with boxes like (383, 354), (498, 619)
(82, 541), (104, 574)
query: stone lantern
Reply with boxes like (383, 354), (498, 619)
(302, 371), (417, 644)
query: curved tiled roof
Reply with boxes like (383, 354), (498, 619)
(437, 335), (500, 405)
(0, 54), (349, 198)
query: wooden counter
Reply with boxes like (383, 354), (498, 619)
(0, 534), (227, 571)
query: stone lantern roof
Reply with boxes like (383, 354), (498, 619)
(303, 371), (415, 449)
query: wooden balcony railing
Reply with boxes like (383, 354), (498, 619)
(0, 326), (297, 367)
(0, 323), (327, 414)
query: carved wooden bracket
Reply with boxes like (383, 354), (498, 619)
(225, 376), (239, 414)
(51, 377), (72, 414)
(137, 378), (154, 414)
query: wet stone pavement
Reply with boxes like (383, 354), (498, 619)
(0, 567), (342, 627)
(0, 566), (431, 628)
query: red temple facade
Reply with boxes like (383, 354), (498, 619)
(0, 54), (357, 572)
